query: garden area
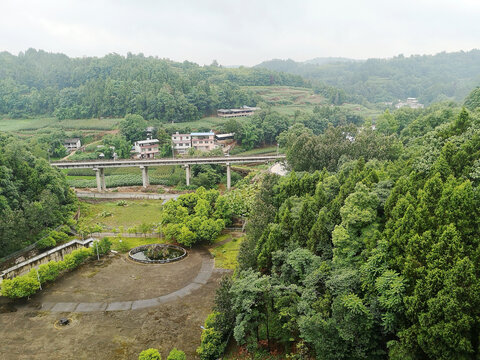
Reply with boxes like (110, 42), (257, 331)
(0, 185), (252, 360)
(0, 243), (221, 359)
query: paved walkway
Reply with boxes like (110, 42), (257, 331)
(75, 191), (179, 201)
(38, 248), (214, 313)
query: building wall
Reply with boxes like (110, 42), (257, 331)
(192, 135), (215, 151)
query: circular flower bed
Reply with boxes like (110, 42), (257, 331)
(128, 244), (187, 264)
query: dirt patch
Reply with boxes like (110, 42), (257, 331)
(0, 249), (221, 360)
(29, 250), (203, 303)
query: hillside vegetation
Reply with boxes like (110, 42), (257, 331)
(256, 50), (480, 104)
(0, 133), (76, 257)
(0, 49), (306, 121)
(201, 100), (480, 359)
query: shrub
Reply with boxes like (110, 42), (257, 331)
(1, 275), (40, 299)
(138, 348), (162, 360)
(63, 248), (92, 270)
(116, 200), (127, 206)
(36, 261), (63, 283)
(0, 241), (110, 299)
(167, 348), (186, 360)
(37, 236), (56, 250)
(100, 211), (113, 218)
(197, 312), (227, 360)
(114, 240), (130, 253)
(51, 230), (69, 243)
(94, 237), (112, 255)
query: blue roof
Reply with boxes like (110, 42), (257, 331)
(191, 132), (214, 136)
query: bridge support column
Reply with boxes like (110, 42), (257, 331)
(185, 164), (191, 186)
(226, 162), (231, 190)
(140, 166), (149, 188)
(94, 168), (106, 192)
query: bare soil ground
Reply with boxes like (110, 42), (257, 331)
(0, 249), (222, 360)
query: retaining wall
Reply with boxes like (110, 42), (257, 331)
(0, 238), (94, 283)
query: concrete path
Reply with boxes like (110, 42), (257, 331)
(39, 248), (214, 313)
(75, 191), (179, 201)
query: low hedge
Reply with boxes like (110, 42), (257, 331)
(0, 238), (111, 299)
(167, 348), (186, 360)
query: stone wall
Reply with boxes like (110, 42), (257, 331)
(0, 238), (94, 283)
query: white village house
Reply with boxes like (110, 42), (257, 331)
(63, 138), (81, 152)
(134, 139), (159, 159)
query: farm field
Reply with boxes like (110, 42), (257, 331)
(0, 86), (383, 139)
(244, 85), (383, 119)
(0, 117), (56, 132)
(231, 145), (279, 156)
(65, 165), (182, 188)
(163, 115), (250, 133)
(0, 117), (121, 133)
(245, 85), (327, 106)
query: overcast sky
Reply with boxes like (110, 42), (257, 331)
(1, 0), (479, 66)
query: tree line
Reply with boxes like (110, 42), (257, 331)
(0, 49), (306, 121)
(256, 50), (480, 105)
(199, 97), (480, 359)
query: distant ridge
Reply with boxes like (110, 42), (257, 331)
(303, 57), (362, 65)
(255, 49), (480, 104)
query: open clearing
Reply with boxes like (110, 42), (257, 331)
(79, 199), (164, 229)
(210, 236), (244, 269)
(0, 247), (224, 360)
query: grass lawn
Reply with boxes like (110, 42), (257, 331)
(210, 237), (244, 269)
(79, 199), (163, 229)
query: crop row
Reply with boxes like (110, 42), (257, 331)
(68, 174), (172, 188)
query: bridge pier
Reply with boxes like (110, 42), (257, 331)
(140, 166), (149, 188)
(226, 162), (231, 190)
(94, 168), (106, 192)
(184, 164), (191, 186)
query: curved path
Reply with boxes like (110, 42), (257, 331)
(39, 248), (214, 313)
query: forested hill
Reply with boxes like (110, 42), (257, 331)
(256, 50), (480, 104)
(0, 49), (306, 121)
(201, 98), (480, 359)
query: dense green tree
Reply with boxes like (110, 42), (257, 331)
(464, 86), (480, 111)
(257, 50), (480, 104)
(119, 114), (148, 143)
(0, 134), (76, 257)
(218, 100), (480, 359)
(0, 49), (305, 120)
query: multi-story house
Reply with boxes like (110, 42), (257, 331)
(134, 139), (159, 159)
(171, 132), (192, 154)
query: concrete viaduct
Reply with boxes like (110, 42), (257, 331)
(51, 155), (286, 191)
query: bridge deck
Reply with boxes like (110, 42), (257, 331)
(51, 155), (285, 169)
